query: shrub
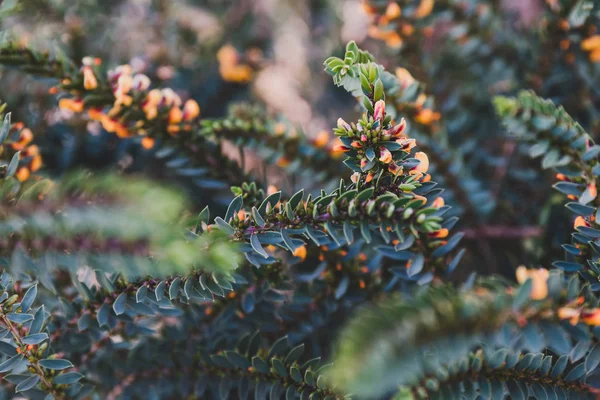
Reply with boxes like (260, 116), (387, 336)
(0, 1), (599, 399)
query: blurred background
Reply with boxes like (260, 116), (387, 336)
(0, 0), (599, 280)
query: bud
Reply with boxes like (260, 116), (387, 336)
(337, 118), (351, 131)
(373, 100), (386, 121)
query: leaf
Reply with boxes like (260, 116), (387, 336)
(7, 313), (33, 323)
(0, 354), (24, 373)
(259, 191), (281, 214)
(252, 207), (265, 227)
(0, 340), (17, 356)
(585, 344), (600, 372)
(6, 152), (20, 177)
(214, 217), (235, 235)
(53, 372), (84, 385)
(225, 195), (243, 222)
(0, 112), (10, 145)
(39, 359), (74, 370)
(20, 285), (37, 313)
(250, 234), (269, 259)
(15, 374), (40, 392)
(284, 344), (305, 364)
(22, 333), (48, 345)
(112, 292), (127, 316)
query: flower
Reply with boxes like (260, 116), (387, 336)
(429, 228), (448, 238)
(515, 266), (549, 300)
(581, 309), (600, 325)
(432, 197), (445, 208)
(141, 137), (155, 150)
(558, 307), (580, 325)
(413, 152), (429, 174)
(82, 66), (98, 90)
(351, 172), (361, 183)
(386, 2), (401, 19)
(337, 118), (351, 131)
(59, 98), (84, 113)
(293, 245), (307, 261)
(581, 35), (600, 63)
(379, 147), (393, 164)
(574, 216), (589, 229)
(414, 108), (440, 125)
(397, 138), (416, 151)
(387, 118), (406, 138)
(388, 162), (403, 176)
(313, 131), (330, 148)
(11, 128), (33, 150)
(373, 100), (386, 121)
(414, 0), (434, 18)
(395, 68), (415, 89)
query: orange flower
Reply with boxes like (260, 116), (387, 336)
(141, 137), (155, 149)
(397, 138), (416, 151)
(385, 32), (403, 48)
(574, 216), (589, 229)
(388, 162), (403, 176)
(59, 98), (84, 113)
(88, 108), (104, 121)
(365, 171), (375, 183)
(581, 35), (600, 52)
(313, 131), (330, 148)
(379, 147), (393, 164)
(515, 266), (549, 300)
(386, 2), (402, 19)
(429, 228), (448, 238)
(432, 197), (445, 208)
(277, 157), (290, 167)
(15, 167), (30, 182)
(558, 307), (580, 325)
(267, 185), (278, 195)
(183, 99), (200, 121)
(387, 118), (407, 138)
(588, 183), (597, 199)
(168, 107), (183, 125)
(413, 152), (429, 174)
(11, 128), (33, 150)
(581, 309), (600, 325)
(414, 109), (440, 125)
(293, 245), (307, 261)
(414, 0), (434, 18)
(82, 66), (98, 90)
(29, 155), (42, 172)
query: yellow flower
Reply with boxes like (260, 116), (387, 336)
(515, 266), (549, 300)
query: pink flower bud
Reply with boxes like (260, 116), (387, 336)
(373, 100), (386, 121)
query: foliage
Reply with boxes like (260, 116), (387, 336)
(0, 0), (598, 399)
